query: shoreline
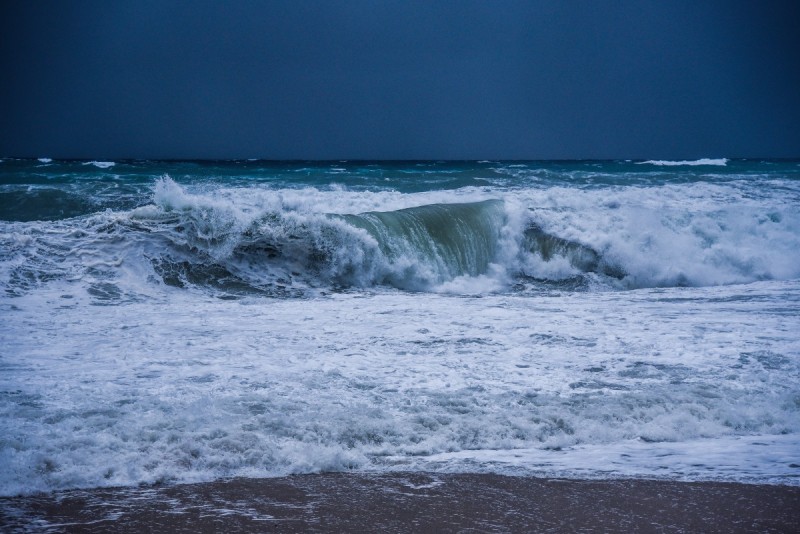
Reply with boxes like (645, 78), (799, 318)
(2, 473), (799, 532)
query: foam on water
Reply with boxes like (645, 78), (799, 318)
(415, 434), (800, 484)
(510, 181), (800, 287)
(1, 283), (798, 495)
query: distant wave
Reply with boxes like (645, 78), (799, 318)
(37, 157), (52, 163)
(83, 160), (116, 169)
(637, 158), (728, 166)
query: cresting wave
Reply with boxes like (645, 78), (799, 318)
(127, 178), (645, 295)
(133, 177), (800, 292)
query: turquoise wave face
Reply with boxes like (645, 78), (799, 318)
(338, 200), (505, 284)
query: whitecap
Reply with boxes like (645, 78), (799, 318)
(636, 158), (728, 166)
(84, 161), (116, 169)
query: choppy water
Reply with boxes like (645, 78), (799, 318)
(1, 158), (799, 495)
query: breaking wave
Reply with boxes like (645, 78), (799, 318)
(124, 178), (627, 295)
(2, 176), (798, 301)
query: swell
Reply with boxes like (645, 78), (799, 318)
(0, 189), (98, 221)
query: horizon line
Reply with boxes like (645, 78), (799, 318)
(4, 156), (799, 164)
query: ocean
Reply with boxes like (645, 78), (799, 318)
(1, 158), (799, 497)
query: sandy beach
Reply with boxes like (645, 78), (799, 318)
(2, 473), (799, 532)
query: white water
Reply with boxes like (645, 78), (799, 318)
(1, 281), (799, 495)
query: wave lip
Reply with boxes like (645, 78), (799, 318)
(338, 200), (507, 288)
(636, 158), (728, 166)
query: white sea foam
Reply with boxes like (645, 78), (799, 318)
(1, 282), (798, 495)
(510, 181), (800, 288)
(413, 434), (800, 484)
(637, 158), (728, 166)
(37, 157), (52, 163)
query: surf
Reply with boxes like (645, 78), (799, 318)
(2, 170), (799, 303)
(133, 179), (624, 294)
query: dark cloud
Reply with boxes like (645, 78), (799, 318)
(1, 0), (798, 159)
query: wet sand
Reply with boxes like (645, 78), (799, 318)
(2, 473), (799, 532)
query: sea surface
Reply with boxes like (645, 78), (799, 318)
(1, 158), (799, 496)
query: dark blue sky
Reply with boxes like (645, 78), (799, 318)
(1, 1), (798, 159)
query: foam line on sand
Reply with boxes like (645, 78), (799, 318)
(2, 473), (799, 532)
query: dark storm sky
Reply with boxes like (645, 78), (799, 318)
(1, 1), (799, 160)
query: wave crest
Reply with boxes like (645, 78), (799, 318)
(637, 158), (728, 166)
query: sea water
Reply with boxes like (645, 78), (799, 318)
(1, 158), (798, 495)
